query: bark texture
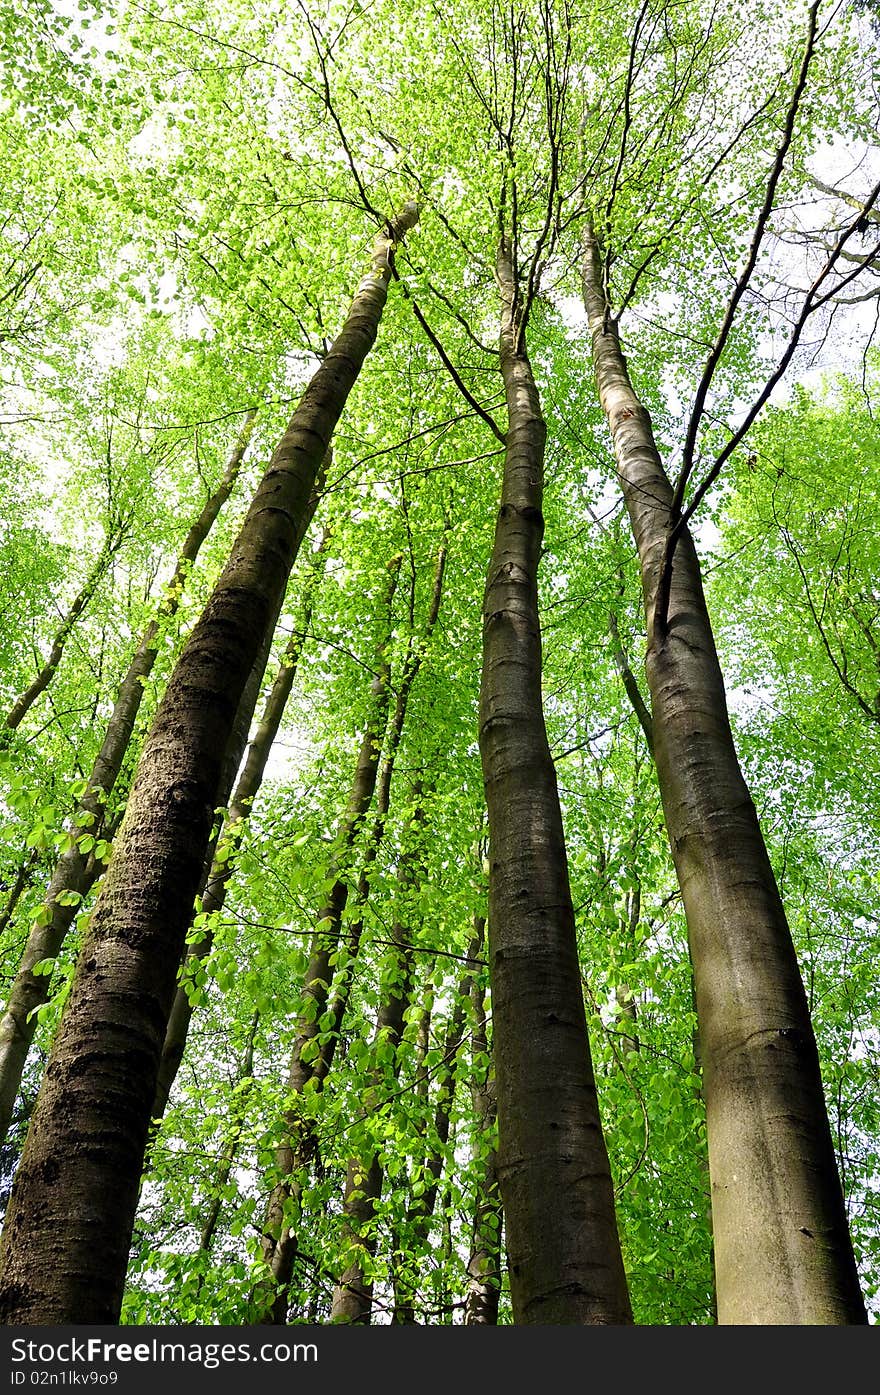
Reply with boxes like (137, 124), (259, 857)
(477, 237), (632, 1325)
(151, 510), (327, 1123)
(0, 412), (257, 1148)
(583, 225), (866, 1325)
(0, 205), (417, 1325)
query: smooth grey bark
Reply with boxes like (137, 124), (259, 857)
(0, 413), (258, 1149)
(0, 204), (417, 1325)
(582, 224), (866, 1325)
(478, 236), (632, 1325)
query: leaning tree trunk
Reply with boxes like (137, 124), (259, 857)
(151, 510), (328, 1123)
(0, 412), (257, 1148)
(582, 224), (866, 1325)
(0, 203), (418, 1326)
(477, 235), (632, 1325)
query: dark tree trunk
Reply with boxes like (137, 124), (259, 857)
(582, 224), (866, 1325)
(151, 511), (328, 1122)
(0, 204), (417, 1325)
(0, 413), (257, 1148)
(478, 236), (632, 1325)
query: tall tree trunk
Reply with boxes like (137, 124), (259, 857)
(0, 412), (258, 1149)
(151, 512), (328, 1122)
(257, 535), (447, 1321)
(0, 203), (418, 1325)
(582, 225), (866, 1325)
(4, 526), (128, 731)
(256, 555), (402, 1322)
(329, 788), (423, 1324)
(464, 937), (502, 1326)
(478, 236), (632, 1325)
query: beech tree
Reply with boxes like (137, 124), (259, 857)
(1, 0), (878, 1327)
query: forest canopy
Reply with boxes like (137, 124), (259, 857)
(0, 0), (878, 1327)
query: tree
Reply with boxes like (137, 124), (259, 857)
(1, 0), (878, 1327)
(0, 204), (418, 1324)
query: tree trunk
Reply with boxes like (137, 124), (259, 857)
(478, 236), (632, 1325)
(256, 555), (402, 1322)
(0, 412), (258, 1148)
(0, 203), (417, 1325)
(391, 925), (480, 1324)
(151, 511), (328, 1123)
(464, 940), (502, 1326)
(582, 224), (867, 1325)
(329, 788), (423, 1324)
(257, 535), (446, 1321)
(0, 853), (37, 941)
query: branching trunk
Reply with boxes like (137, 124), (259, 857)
(582, 224), (866, 1325)
(478, 236), (632, 1325)
(0, 413), (258, 1148)
(0, 204), (417, 1325)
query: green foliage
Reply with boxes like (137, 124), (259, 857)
(1, 0), (878, 1327)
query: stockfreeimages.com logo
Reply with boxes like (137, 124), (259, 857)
(10, 1338), (317, 1375)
